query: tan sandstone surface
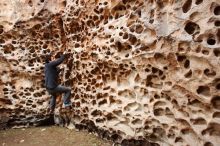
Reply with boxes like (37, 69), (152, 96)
(0, 0), (220, 146)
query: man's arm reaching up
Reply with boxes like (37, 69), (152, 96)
(48, 55), (65, 66)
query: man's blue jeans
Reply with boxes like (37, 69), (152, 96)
(47, 85), (71, 110)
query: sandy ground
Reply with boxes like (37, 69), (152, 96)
(0, 126), (112, 146)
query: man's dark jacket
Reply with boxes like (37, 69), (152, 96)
(44, 55), (65, 89)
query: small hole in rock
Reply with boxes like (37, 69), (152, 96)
(204, 141), (213, 146)
(197, 86), (210, 96)
(184, 22), (199, 35)
(177, 55), (186, 62)
(202, 50), (209, 55)
(28, 0), (33, 7)
(0, 29), (3, 34)
(182, 0), (192, 13)
(184, 59), (190, 68)
(195, 0), (203, 5)
(216, 83), (220, 90)
(214, 6), (220, 15)
(184, 70), (192, 78)
(207, 38), (216, 45)
(149, 19), (154, 24)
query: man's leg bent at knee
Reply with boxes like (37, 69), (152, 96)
(63, 87), (71, 107)
(50, 95), (56, 110)
(54, 85), (72, 108)
(47, 93), (56, 114)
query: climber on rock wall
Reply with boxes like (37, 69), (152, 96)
(44, 51), (71, 113)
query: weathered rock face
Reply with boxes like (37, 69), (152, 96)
(0, 0), (220, 145)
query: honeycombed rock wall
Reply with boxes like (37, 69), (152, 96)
(0, 0), (220, 145)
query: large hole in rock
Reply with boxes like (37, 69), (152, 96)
(177, 54), (186, 62)
(184, 22), (200, 35)
(182, 0), (192, 13)
(202, 122), (220, 136)
(204, 69), (216, 77)
(0, 28), (3, 34)
(196, 85), (210, 96)
(217, 29), (220, 41)
(214, 6), (220, 15)
(128, 34), (137, 45)
(191, 117), (207, 125)
(211, 96), (220, 110)
(216, 83), (220, 90)
(213, 112), (220, 118)
(214, 49), (220, 57)
(215, 21), (220, 27)
(0, 39), (5, 44)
